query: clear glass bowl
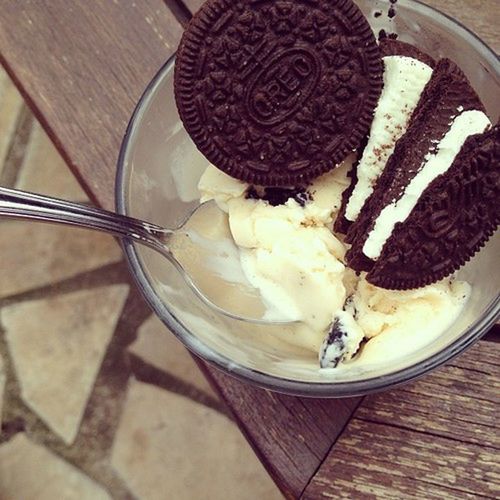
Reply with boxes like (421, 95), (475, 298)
(116, 0), (500, 397)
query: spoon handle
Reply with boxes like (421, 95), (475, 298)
(0, 186), (172, 255)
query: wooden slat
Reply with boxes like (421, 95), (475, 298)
(303, 340), (500, 500)
(0, 2), (362, 497)
(199, 363), (361, 499)
(304, 420), (498, 500)
(0, 0), (183, 210)
(183, 0), (500, 53)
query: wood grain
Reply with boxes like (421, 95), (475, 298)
(0, 0), (183, 211)
(198, 363), (361, 499)
(303, 340), (500, 500)
(182, 0), (500, 53)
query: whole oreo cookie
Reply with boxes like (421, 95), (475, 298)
(367, 124), (500, 290)
(175, 0), (383, 186)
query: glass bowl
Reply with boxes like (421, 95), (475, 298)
(116, 0), (500, 397)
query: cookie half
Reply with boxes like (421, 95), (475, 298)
(334, 39), (435, 235)
(345, 58), (487, 273)
(367, 124), (499, 290)
(175, 0), (383, 187)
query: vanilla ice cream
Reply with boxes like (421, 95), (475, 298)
(202, 157), (353, 327)
(198, 159), (471, 369)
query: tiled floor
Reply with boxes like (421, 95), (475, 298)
(0, 68), (283, 499)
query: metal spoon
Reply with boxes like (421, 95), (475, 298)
(0, 186), (293, 325)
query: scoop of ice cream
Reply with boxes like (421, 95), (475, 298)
(352, 278), (471, 364)
(199, 159), (354, 328)
(199, 165), (248, 211)
(238, 225), (346, 328)
(197, 158), (471, 369)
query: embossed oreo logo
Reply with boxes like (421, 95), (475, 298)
(246, 49), (320, 127)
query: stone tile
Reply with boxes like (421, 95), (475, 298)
(0, 221), (122, 299)
(0, 353), (5, 426)
(2, 285), (129, 444)
(112, 380), (283, 500)
(0, 67), (24, 177)
(0, 433), (111, 500)
(129, 315), (216, 397)
(16, 121), (88, 200)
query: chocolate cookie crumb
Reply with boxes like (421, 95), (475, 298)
(320, 318), (348, 369)
(246, 186), (311, 207)
(379, 29), (398, 41)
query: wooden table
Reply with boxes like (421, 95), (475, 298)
(0, 1), (498, 498)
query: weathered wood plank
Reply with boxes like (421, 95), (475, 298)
(356, 356), (499, 450)
(357, 383), (498, 449)
(303, 420), (499, 499)
(0, 0), (183, 210)
(303, 340), (500, 499)
(198, 361), (361, 499)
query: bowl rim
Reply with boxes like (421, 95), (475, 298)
(116, 0), (500, 398)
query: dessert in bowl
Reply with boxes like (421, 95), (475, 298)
(117, 0), (499, 397)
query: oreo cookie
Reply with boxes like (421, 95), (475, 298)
(367, 124), (499, 290)
(334, 39), (435, 235)
(175, 0), (383, 187)
(345, 58), (486, 273)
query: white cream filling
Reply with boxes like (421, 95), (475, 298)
(363, 110), (491, 260)
(345, 56), (433, 222)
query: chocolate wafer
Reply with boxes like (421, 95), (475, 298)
(345, 58), (486, 273)
(379, 38), (436, 68)
(367, 124), (499, 290)
(175, 0), (383, 187)
(334, 39), (435, 235)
